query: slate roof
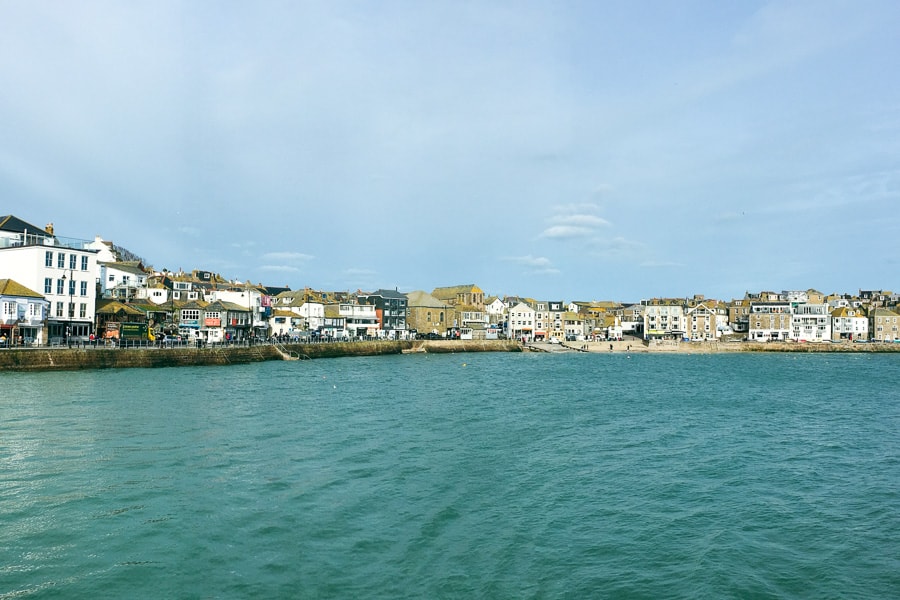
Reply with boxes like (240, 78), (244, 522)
(362, 288), (407, 300)
(406, 290), (449, 308)
(0, 215), (48, 235)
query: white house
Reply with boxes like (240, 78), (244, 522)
(484, 296), (507, 325)
(0, 279), (49, 345)
(831, 306), (868, 341)
(99, 261), (148, 301)
(507, 301), (536, 341)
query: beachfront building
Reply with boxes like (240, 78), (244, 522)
(274, 289), (325, 332)
(177, 300), (208, 342)
(685, 302), (719, 341)
(334, 302), (378, 338)
(432, 284), (485, 311)
(0, 279), (48, 346)
(99, 261), (148, 301)
(869, 308), (900, 342)
(563, 311), (585, 341)
(405, 290), (451, 337)
(547, 300), (566, 341)
(790, 303), (831, 342)
(728, 299), (752, 335)
(205, 284), (270, 340)
(321, 305), (347, 340)
(0, 217), (100, 343)
(484, 296), (507, 326)
(196, 300), (251, 343)
(831, 306), (868, 341)
(748, 301), (792, 342)
(357, 289), (409, 339)
(642, 299), (686, 340)
(507, 301), (536, 342)
(268, 308), (305, 339)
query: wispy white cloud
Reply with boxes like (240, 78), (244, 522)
(540, 225), (593, 240)
(550, 214), (610, 227)
(540, 203), (611, 240)
(502, 254), (560, 275)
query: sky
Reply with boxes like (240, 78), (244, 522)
(2, 1), (899, 302)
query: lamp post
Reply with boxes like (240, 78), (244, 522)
(61, 270), (75, 346)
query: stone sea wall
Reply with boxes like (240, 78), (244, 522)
(0, 340), (522, 372)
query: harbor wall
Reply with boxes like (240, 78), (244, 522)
(0, 340), (522, 372)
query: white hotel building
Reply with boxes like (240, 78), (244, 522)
(0, 221), (100, 343)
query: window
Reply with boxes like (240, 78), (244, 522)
(109, 275), (115, 282)
(68, 303), (75, 318)
(79, 303), (87, 318)
(80, 281), (88, 296)
(30, 303), (41, 318)
(57, 279), (64, 295)
(81, 256), (88, 270)
(45, 278), (52, 294)
(182, 309), (200, 320)
(69, 254), (77, 269)
(46, 251), (53, 267)
(57, 252), (65, 268)
(69, 280), (76, 296)
(56, 302), (63, 317)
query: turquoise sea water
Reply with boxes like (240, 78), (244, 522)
(1, 352), (899, 599)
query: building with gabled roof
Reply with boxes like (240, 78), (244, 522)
(0, 278), (48, 345)
(831, 306), (868, 341)
(358, 289), (409, 338)
(406, 290), (451, 337)
(432, 284), (484, 310)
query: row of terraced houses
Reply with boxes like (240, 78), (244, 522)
(1, 215), (899, 346)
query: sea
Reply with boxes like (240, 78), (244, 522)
(1, 351), (898, 599)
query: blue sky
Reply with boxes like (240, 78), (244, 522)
(2, 1), (898, 302)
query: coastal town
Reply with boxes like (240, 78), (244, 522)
(1, 214), (899, 350)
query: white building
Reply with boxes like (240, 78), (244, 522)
(205, 285), (269, 339)
(348, 303), (379, 337)
(0, 279), (49, 345)
(831, 306), (868, 341)
(484, 297), (507, 325)
(0, 227), (100, 342)
(507, 302), (536, 341)
(99, 262), (148, 301)
(791, 303), (831, 342)
(643, 301), (686, 340)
